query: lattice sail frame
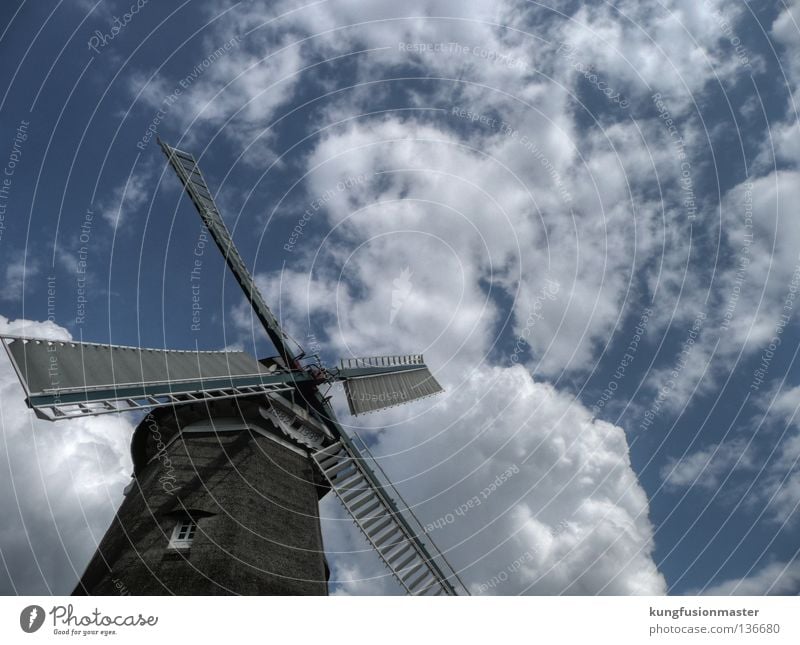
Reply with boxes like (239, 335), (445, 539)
(0, 335), (296, 420)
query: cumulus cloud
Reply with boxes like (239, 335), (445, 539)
(694, 559), (800, 595)
(771, 0), (800, 103)
(660, 439), (754, 490)
(99, 164), (155, 228)
(294, 113), (644, 377)
(719, 171), (800, 352)
(322, 365), (666, 595)
(0, 316), (134, 594)
(0, 253), (40, 303)
(752, 385), (800, 526)
(660, 381), (800, 531)
(556, 0), (763, 108)
(127, 13), (304, 163)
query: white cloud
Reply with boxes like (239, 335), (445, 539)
(751, 384), (800, 526)
(695, 559), (800, 595)
(660, 439), (753, 490)
(771, 0), (800, 104)
(558, 0), (764, 110)
(128, 14), (304, 163)
(321, 364), (665, 594)
(771, 385), (800, 427)
(99, 165), (154, 227)
(0, 316), (133, 593)
(719, 171), (800, 350)
(0, 252), (39, 302)
(294, 114), (639, 376)
(654, 378), (800, 529)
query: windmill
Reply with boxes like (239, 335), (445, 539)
(1, 141), (468, 596)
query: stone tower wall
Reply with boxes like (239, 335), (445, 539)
(73, 399), (329, 595)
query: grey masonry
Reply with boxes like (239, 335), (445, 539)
(73, 397), (330, 595)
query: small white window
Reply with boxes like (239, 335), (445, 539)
(169, 518), (197, 549)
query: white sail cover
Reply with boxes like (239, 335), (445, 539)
(343, 367), (443, 415)
(1, 336), (273, 395)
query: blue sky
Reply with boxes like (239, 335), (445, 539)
(1, 0), (799, 595)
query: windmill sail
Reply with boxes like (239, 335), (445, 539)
(312, 434), (465, 595)
(338, 355), (444, 415)
(160, 140), (299, 368)
(1, 335), (295, 420)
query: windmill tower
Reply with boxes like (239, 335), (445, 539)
(1, 141), (467, 596)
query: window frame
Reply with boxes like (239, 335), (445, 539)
(168, 517), (197, 550)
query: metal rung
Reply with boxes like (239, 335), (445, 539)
(331, 466), (360, 484)
(349, 494), (377, 513)
(354, 499), (382, 519)
(316, 442), (343, 458)
(401, 563), (424, 583)
(331, 469), (362, 488)
(341, 487), (370, 504)
(330, 466), (361, 485)
(318, 455), (344, 471)
(179, 164), (199, 177)
(197, 197), (218, 212)
(189, 177), (213, 195)
(365, 516), (393, 535)
(171, 147), (194, 160)
(372, 517), (400, 539)
(374, 528), (403, 549)
(416, 581), (439, 597)
(416, 577), (440, 595)
(394, 551), (420, 573)
(337, 474), (366, 489)
(325, 459), (355, 477)
(360, 511), (388, 529)
(408, 570), (434, 592)
(174, 154), (196, 167)
(317, 450), (344, 466)
(385, 543), (414, 565)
